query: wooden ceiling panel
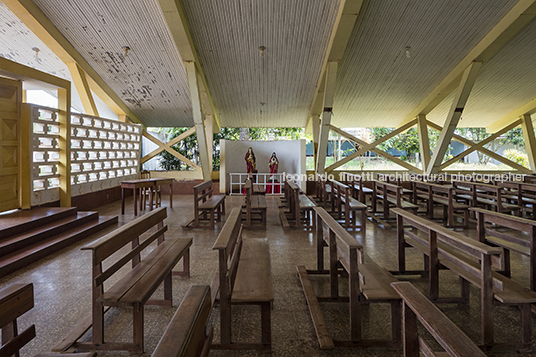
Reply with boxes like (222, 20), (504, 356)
(332, 0), (520, 128)
(181, 0), (342, 128)
(31, 0), (193, 127)
(427, 20), (536, 129)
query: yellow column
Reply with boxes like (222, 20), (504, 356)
(58, 87), (71, 207)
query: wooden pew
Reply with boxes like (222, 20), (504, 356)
(495, 181), (536, 219)
(371, 180), (419, 224)
(243, 178), (267, 229)
(0, 283), (95, 357)
(393, 208), (536, 352)
(281, 180), (316, 228)
(391, 281), (486, 357)
(211, 207), (274, 351)
(453, 180), (521, 216)
(152, 285), (213, 357)
(412, 181), (469, 228)
(314, 173), (332, 206)
(342, 172), (373, 204)
(330, 179), (367, 231)
(297, 206), (401, 349)
(472, 207), (536, 291)
(183, 180), (226, 229)
(55, 207), (192, 353)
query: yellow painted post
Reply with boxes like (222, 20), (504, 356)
(312, 114), (320, 169)
(57, 87), (71, 207)
(205, 114), (213, 172)
(20, 104), (31, 209)
(316, 62), (338, 174)
(417, 114), (430, 173)
(67, 62), (99, 116)
(521, 114), (536, 172)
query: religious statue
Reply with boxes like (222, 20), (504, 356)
(245, 147), (256, 173)
(269, 152), (278, 174)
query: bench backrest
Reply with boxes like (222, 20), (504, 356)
(152, 285), (213, 357)
(212, 207), (243, 305)
(82, 207), (168, 294)
(373, 180), (403, 206)
(313, 206), (363, 272)
(392, 208), (504, 290)
(391, 281), (486, 357)
(285, 180), (301, 214)
(330, 179), (351, 207)
(471, 207), (536, 246)
(0, 283), (35, 357)
(193, 180), (214, 209)
(413, 181), (455, 204)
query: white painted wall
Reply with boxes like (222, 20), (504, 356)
(220, 139), (306, 193)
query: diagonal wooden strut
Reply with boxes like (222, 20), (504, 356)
(439, 119), (522, 170)
(427, 121), (531, 174)
(327, 125), (421, 173)
(141, 129), (201, 172)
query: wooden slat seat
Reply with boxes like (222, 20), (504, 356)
(391, 281), (486, 357)
(56, 208), (191, 354)
(372, 180), (419, 224)
(299, 194), (316, 207)
(152, 285), (213, 357)
(0, 283), (96, 357)
(183, 180), (226, 229)
(297, 206), (401, 350)
(211, 207), (273, 351)
(393, 207), (536, 352)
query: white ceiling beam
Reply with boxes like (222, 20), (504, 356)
(316, 62), (338, 174)
(157, 0), (221, 130)
(427, 62), (482, 175)
(398, 0), (536, 128)
(308, 0), (364, 119)
(521, 114), (536, 172)
(3, 0), (142, 123)
(417, 114), (430, 172)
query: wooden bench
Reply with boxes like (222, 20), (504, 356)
(297, 206), (401, 349)
(472, 207), (536, 291)
(412, 181), (469, 228)
(342, 172), (373, 204)
(183, 180), (226, 229)
(0, 283), (96, 357)
(393, 208), (536, 351)
(280, 180), (316, 228)
(243, 178), (267, 229)
(371, 180), (419, 225)
(56, 207), (192, 353)
(315, 173), (332, 206)
(391, 281), (486, 357)
(453, 180), (522, 216)
(211, 207), (273, 351)
(330, 179), (367, 231)
(152, 285), (213, 357)
(496, 181), (536, 219)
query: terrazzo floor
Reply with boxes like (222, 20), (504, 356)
(0, 194), (534, 356)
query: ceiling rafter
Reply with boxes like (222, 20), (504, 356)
(398, 0), (536, 128)
(157, 0), (221, 130)
(2, 0), (142, 123)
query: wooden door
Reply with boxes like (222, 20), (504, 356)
(0, 77), (21, 212)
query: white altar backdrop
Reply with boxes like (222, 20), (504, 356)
(219, 139), (306, 193)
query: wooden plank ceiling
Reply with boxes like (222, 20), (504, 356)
(1, 0), (536, 129)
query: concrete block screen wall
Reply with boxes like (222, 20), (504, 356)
(219, 139), (306, 193)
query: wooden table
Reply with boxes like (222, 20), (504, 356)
(121, 179), (156, 215)
(152, 178), (174, 208)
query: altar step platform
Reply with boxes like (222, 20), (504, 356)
(0, 207), (117, 279)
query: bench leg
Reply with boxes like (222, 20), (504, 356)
(210, 210), (215, 227)
(261, 302), (271, 348)
(460, 277), (470, 305)
(391, 299), (402, 344)
(521, 303), (532, 349)
(164, 272), (172, 302)
(403, 301), (419, 357)
(133, 303), (144, 353)
(361, 209), (366, 234)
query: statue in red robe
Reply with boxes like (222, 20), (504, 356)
(245, 147), (256, 173)
(269, 152), (278, 174)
